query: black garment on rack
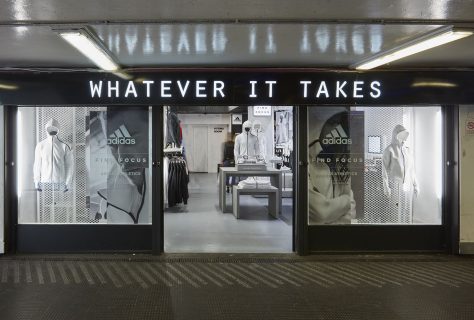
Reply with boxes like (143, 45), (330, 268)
(168, 157), (189, 207)
(166, 112), (182, 147)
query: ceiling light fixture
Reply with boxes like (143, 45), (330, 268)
(351, 26), (473, 70)
(57, 28), (119, 71)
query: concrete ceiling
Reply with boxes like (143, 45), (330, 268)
(0, 0), (473, 70)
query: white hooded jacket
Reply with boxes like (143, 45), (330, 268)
(382, 124), (418, 197)
(234, 120), (260, 161)
(33, 119), (74, 189)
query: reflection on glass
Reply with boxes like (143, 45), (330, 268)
(335, 25), (348, 54)
(125, 26), (138, 55)
(315, 25), (330, 53)
(177, 26), (190, 54)
(114, 30), (121, 55)
(265, 25), (276, 54)
(160, 25), (173, 53)
(300, 25), (311, 53)
(249, 24), (257, 54)
(307, 106), (442, 225)
(370, 25), (383, 54)
(212, 24), (227, 53)
(352, 29), (365, 55)
(143, 26), (154, 55)
(195, 25), (207, 54)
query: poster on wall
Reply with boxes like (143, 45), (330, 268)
(275, 110), (292, 145)
(232, 114), (243, 125)
(87, 108), (150, 224)
(307, 108), (365, 225)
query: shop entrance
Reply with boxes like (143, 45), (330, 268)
(163, 106), (295, 253)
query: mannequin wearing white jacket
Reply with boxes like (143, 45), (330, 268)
(234, 120), (260, 162)
(382, 124), (418, 222)
(33, 119), (74, 191)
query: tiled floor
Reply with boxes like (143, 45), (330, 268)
(164, 173), (293, 253)
(0, 254), (474, 320)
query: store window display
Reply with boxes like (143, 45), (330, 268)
(17, 106), (152, 225)
(307, 106), (442, 226)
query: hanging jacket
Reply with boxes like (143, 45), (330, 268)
(167, 159), (189, 207)
(33, 119), (74, 189)
(382, 124), (418, 197)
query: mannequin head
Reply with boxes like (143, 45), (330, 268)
(242, 120), (252, 133)
(397, 130), (409, 143)
(392, 125), (409, 145)
(45, 118), (60, 136)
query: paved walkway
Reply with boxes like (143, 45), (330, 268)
(0, 254), (473, 319)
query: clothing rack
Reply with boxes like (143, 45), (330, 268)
(163, 146), (183, 156)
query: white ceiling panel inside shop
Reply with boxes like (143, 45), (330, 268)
(0, 0), (474, 70)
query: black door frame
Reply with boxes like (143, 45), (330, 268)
(161, 105), (299, 254)
(297, 104), (459, 254)
(6, 105), (159, 253)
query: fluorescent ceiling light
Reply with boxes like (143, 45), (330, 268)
(0, 83), (18, 90)
(58, 29), (119, 71)
(352, 26), (473, 70)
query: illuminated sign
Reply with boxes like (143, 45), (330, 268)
(0, 70), (469, 106)
(88, 79), (382, 100)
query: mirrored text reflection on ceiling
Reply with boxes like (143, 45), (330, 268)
(92, 24), (401, 57)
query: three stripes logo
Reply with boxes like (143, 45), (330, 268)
(321, 125), (352, 145)
(107, 125), (136, 145)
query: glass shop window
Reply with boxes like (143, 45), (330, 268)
(307, 106), (442, 225)
(17, 106), (152, 224)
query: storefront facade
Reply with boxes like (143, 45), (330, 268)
(0, 69), (472, 254)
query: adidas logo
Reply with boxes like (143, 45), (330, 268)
(322, 125), (352, 145)
(107, 125), (136, 145)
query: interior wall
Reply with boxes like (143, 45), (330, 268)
(0, 106), (3, 253)
(180, 114), (230, 173)
(412, 107), (442, 224)
(18, 108), (38, 223)
(459, 106), (474, 253)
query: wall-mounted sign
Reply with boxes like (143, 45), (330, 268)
(214, 127), (224, 133)
(253, 106), (272, 116)
(0, 70), (474, 105)
(232, 114), (242, 125)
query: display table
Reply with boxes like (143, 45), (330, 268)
(218, 167), (282, 214)
(232, 186), (279, 219)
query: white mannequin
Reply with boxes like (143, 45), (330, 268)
(33, 119), (74, 192)
(382, 124), (418, 223)
(233, 120), (260, 162)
